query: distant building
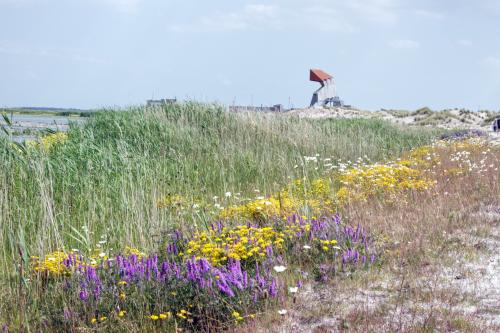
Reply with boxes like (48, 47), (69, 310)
(146, 98), (177, 107)
(228, 104), (284, 113)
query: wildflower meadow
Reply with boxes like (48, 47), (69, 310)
(0, 104), (498, 332)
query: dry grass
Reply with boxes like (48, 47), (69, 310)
(236, 141), (500, 333)
(1, 105), (497, 332)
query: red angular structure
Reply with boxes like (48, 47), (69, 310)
(309, 68), (343, 107)
(310, 69), (333, 83)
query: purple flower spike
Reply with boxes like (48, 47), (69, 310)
(79, 290), (88, 302)
(269, 278), (278, 297)
(266, 245), (273, 257)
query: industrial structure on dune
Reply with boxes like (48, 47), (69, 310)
(147, 68), (347, 111)
(227, 68), (347, 112)
(309, 69), (344, 108)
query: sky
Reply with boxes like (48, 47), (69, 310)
(1, 0), (500, 110)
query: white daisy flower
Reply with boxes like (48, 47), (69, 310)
(273, 265), (287, 273)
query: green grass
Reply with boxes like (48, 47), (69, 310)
(415, 110), (458, 126)
(0, 103), (440, 278)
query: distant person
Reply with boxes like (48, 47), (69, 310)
(494, 118), (500, 132)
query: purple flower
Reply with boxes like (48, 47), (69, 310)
(216, 280), (235, 297)
(79, 290), (88, 302)
(269, 278), (278, 297)
(265, 245), (273, 257)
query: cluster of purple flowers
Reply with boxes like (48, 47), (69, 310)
(72, 252), (276, 306)
(49, 213), (377, 330)
(285, 214), (377, 265)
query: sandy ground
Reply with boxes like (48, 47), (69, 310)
(264, 204), (500, 333)
(285, 107), (499, 134)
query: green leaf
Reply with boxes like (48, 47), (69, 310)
(11, 141), (27, 155)
(1, 124), (10, 136)
(66, 225), (91, 251)
(2, 112), (12, 126)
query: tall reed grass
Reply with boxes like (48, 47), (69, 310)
(0, 103), (440, 329)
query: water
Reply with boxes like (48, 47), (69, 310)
(0, 113), (85, 141)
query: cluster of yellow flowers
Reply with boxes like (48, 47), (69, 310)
(90, 316), (108, 324)
(218, 157), (434, 219)
(90, 309), (128, 323)
(148, 312), (172, 320)
(335, 162), (434, 203)
(231, 311), (256, 322)
(186, 225), (287, 265)
(318, 239), (341, 252)
(186, 222), (319, 265)
(30, 251), (77, 275)
(232, 311), (244, 322)
(219, 141), (480, 215)
(219, 197), (290, 220)
(123, 246), (145, 259)
(219, 179), (335, 221)
(30, 247), (144, 276)
(26, 132), (68, 151)
(176, 309), (190, 320)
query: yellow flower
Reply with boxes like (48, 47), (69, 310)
(118, 310), (126, 317)
(149, 315), (159, 321)
(159, 312), (171, 319)
(232, 311), (244, 321)
(177, 311), (187, 319)
(99, 316), (107, 322)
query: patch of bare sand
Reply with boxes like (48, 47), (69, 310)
(285, 107), (499, 134)
(266, 205), (500, 333)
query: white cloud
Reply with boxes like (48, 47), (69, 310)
(483, 56), (500, 69)
(189, 0), (402, 33)
(388, 39), (420, 49)
(199, 4), (280, 31)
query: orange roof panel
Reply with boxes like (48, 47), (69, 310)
(310, 69), (332, 82)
